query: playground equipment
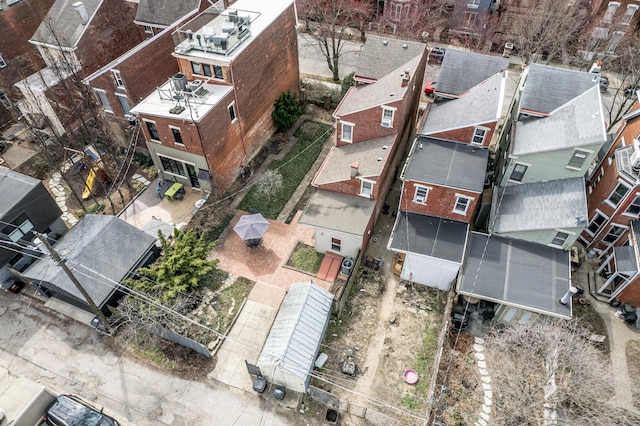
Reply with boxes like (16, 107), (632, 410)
(82, 167), (98, 199)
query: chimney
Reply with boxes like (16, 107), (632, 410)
(350, 162), (359, 178)
(73, 2), (89, 25)
(401, 70), (410, 87)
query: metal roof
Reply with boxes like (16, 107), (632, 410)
(421, 71), (505, 135)
(520, 64), (600, 114)
(404, 137), (488, 193)
(0, 170), (39, 218)
(614, 246), (638, 274)
(490, 178), (588, 233)
(23, 215), (156, 307)
(388, 212), (468, 263)
(355, 35), (425, 81)
(458, 232), (572, 319)
(257, 282), (333, 384)
(436, 49), (509, 97)
(512, 86), (606, 156)
(299, 190), (375, 235)
(313, 135), (395, 185)
(135, 0), (200, 27)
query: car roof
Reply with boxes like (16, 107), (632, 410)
(47, 395), (117, 426)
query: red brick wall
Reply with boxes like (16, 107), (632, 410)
(176, 57), (231, 83)
(618, 276), (640, 306)
(426, 122), (496, 147)
(316, 176), (380, 199)
(76, 0), (145, 76)
(400, 180), (480, 223)
(583, 116), (640, 250)
(337, 100), (402, 145)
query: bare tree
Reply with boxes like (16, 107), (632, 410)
(298, 0), (374, 81)
(255, 169), (283, 204)
(483, 318), (638, 425)
(505, 0), (590, 65)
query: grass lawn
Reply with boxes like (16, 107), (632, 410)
(238, 120), (332, 218)
(626, 340), (640, 408)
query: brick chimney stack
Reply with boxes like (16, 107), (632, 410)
(350, 162), (359, 178)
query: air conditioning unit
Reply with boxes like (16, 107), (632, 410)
(382, 118), (392, 128)
(188, 80), (207, 97)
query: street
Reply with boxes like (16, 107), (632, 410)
(0, 292), (299, 426)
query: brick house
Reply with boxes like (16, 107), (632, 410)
(449, 0), (494, 36)
(579, 0), (640, 61)
(387, 136), (487, 289)
(299, 36), (426, 259)
(134, 0), (201, 37)
(419, 71), (507, 147)
(0, 0), (55, 129)
(15, 0), (145, 136)
(130, 0), (299, 194)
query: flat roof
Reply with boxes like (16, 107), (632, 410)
(299, 190), (375, 235)
(388, 212), (468, 263)
(458, 232), (572, 319)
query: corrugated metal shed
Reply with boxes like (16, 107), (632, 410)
(257, 282), (333, 393)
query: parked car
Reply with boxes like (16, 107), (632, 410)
(599, 75), (609, 92)
(424, 81), (436, 98)
(624, 84), (640, 99)
(428, 46), (446, 64)
(43, 394), (119, 426)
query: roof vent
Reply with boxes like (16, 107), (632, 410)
(402, 44), (408, 49)
(382, 145), (388, 150)
(72, 2), (89, 24)
(383, 40), (388, 46)
(377, 157), (383, 162)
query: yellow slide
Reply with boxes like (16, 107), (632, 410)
(82, 167), (97, 199)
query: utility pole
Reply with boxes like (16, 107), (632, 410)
(36, 233), (113, 334)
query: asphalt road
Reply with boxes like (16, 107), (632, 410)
(0, 292), (299, 426)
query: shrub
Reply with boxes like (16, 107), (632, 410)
(272, 91), (302, 129)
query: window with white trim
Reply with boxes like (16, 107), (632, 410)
(471, 127), (487, 144)
(467, 0), (480, 8)
(414, 185), (429, 204)
(360, 180), (374, 197)
(144, 120), (160, 141)
(602, 224), (626, 244)
(626, 195), (640, 216)
(0, 54), (6, 69)
(143, 25), (155, 36)
(341, 122), (353, 143)
(607, 182), (630, 207)
(603, 2), (620, 23)
(463, 11), (477, 28)
(607, 31), (625, 54)
(453, 195), (472, 214)
(331, 238), (341, 252)
(550, 231), (570, 247)
(567, 149), (590, 169)
(158, 155), (186, 176)
(621, 4), (638, 25)
(112, 70), (125, 89)
(395, 4), (402, 19)
(587, 211), (607, 235)
(115, 93), (130, 115)
(509, 163), (528, 182)
(170, 126), (183, 145)
(381, 108), (394, 128)
(94, 89), (112, 113)
(228, 102), (236, 122)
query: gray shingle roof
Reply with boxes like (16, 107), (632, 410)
(23, 215), (156, 307)
(257, 281), (333, 389)
(520, 64), (600, 114)
(335, 55), (421, 116)
(436, 50), (509, 97)
(355, 35), (425, 81)
(388, 213), (468, 263)
(490, 178), (588, 233)
(31, 0), (102, 47)
(512, 86), (606, 155)
(314, 135), (395, 185)
(299, 190), (375, 235)
(404, 137), (488, 193)
(458, 232), (571, 319)
(614, 246), (638, 274)
(421, 71), (505, 135)
(135, 0), (200, 27)
(0, 170), (39, 218)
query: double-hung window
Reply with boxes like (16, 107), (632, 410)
(472, 127), (487, 145)
(341, 122), (353, 143)
(414, 185), (429, 204)
(607, 182), (630, 207)
(381, 108), (394, 128)
(145, 120), (160, 141)
(331, 238), (341, 252)
(361, 180), (374, 197)
(453, 195), (472, 214)
(626, 195), (640, 216)
(551, 231), (570, 247)
(587, 212), (607, 236)
(112, 70), (125, 89)
(170, 126), (183, 145)
(603, 2), (620, 23)
(602, 224), (626, 244)
(621, 5), (638, 25)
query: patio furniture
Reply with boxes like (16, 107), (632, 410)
(233, 213), (270, 242)
(164, 182), (184, 201)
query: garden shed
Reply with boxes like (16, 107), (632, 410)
(256, 281), (333, 393)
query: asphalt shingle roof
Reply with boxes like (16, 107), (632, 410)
(355, 35), (425, 81)
(512, 86), (606, 155)
(490, 177), (588, 233)
(421, 71), (505, 135)
(520, 64), (600, 114)
(23, 215), (156, 307)
(0, 170), (39, 218)
(31, 0), (102, 47)
(404, 137), (488, 193)
(436, 50), (509, 97)
(135, 0), (200, 27)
